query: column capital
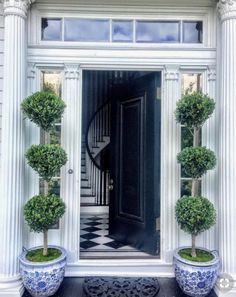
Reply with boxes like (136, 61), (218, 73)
(164, 65), (180, 81)
(207, 66), (217, 81)
(64, 64), (80, 80)
(218, 0), (236, 21)
(2, 0), (35, 18)
(27, 63), (36, 79)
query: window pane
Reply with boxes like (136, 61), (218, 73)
(181, 180), (192, 196)
(42, 18), (62, 41)
(181, 73), (202, 95)
(64, 18), (110, 42)
(183, 21), (203, 43)
(112, 20), (133, 42)
(136, 21), (180, 43)
(181, 127), (193, 149)
(41, 71), (62, 97)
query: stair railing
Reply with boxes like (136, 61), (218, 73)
(85, 99), (111, 206)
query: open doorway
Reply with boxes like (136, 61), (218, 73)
(80, 70), (161, 258)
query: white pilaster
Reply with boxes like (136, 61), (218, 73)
(60, 64), (81, 263)
(202, 66), (217, 251)
(161, 66), (181, 263)
(217, 0), (236, 295)
(0, 1), (34, 296)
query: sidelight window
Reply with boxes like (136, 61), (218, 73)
(180, 73), (203, 196)
(39, 71), (62, 198)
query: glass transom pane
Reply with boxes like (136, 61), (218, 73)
(181, 73), (203, 95)
(41, 18), (62, 41)
(136, 21), (180, 43)
(183, 21), (203, 43)
(112, 20), (133, 42)
(64, 18), (110, 42)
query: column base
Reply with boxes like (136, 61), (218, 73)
(0, 275), (24, 297)
(214, 277), (236, 297)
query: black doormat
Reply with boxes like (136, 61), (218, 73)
(83, 277), (160, 297)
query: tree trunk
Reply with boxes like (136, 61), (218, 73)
(193, 127), (200, 147)
(191, 179), (199, 196)
(43, 230), (48, 256)
(43, 131), (50, 257)
(191, 234), (197, 258)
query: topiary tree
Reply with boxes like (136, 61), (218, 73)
(24, 195), (66, 256)
(175, 92), (217, 258)
(21, 91), (66, 132)
(176, 196), (216, 244)
(22, 91), (67, 257)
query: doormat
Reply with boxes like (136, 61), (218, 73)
(83, 277), (160, 297)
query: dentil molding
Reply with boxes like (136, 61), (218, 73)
(1, 0), (35, 18)
(218, 0), (236, 21)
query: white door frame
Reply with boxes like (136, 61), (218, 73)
(26, 59), (216, 277)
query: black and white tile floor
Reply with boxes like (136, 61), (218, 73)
(80, 214), (156, 258)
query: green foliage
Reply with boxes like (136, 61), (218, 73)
(175, 92), (215, 129)
(21, 91), (66, 131)
(26, 144), (67, 182)
(24, 194), (66, 233)
(177, 146), (216, 179)
(175, 196), (216, 236)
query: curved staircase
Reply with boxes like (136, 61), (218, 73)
(80, 100), (111, 206)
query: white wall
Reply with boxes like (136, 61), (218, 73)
(0, 3), (3, 163)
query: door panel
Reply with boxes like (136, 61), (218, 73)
(109, 72), (161, 256)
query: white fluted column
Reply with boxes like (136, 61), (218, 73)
(217, 0), (236, 295)
(162, 66), (181, 263)
(0, 1), (34, 295)
(202, 67), (217, 251)
(60, 64), (81, 263)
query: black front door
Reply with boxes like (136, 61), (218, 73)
(109, 72), (161, 255)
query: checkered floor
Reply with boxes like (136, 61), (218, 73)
(80, 214), (155, 258)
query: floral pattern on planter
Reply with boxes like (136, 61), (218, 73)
(19, 246), (66, 297)
(173, 247), (220, 297)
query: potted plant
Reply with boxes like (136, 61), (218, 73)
(19, 91), (68, 297)
(173, 92), (220, 297)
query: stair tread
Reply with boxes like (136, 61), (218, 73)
(81, 194), (96, 197)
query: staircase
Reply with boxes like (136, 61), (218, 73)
(80, 100), (111, 206)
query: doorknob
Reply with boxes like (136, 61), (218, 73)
(108, 179), (114, 191)
(108, 185), (114, 191)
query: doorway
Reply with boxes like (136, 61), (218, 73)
(80, 70), (161, 259)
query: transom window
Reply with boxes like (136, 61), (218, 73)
(41, 18), (203, 44)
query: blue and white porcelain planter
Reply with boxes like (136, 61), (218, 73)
(173, 247), (220, 297)
(19, 245), (67, 297)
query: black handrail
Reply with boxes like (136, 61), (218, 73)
(85, 98), (111, 171)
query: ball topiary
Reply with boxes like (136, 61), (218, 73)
(175, 196), (216, 236)
(21, 91), (66, 131)
(26, 144), (67, 182)
(177, 146), (216, 179)
(24, 194), (66, 256)
(24, 194), (66, 233)
(176, 195), (216, 258)
(175, 92), (215, 129)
